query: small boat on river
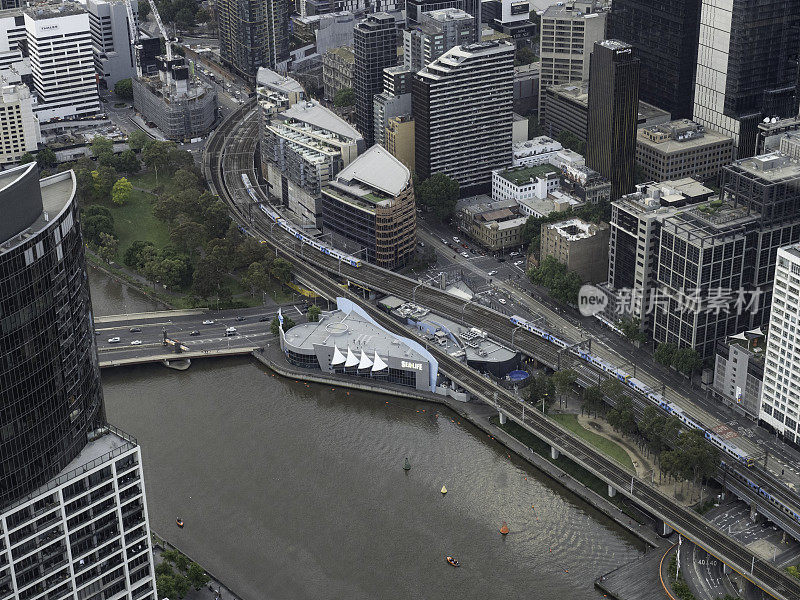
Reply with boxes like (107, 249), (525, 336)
(446, 556), (460, 567)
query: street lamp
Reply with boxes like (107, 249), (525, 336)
(413, 282), (423, 304)
(460, 299), (471, 326)
(511, 325), (521, 347)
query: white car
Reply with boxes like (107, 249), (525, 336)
(498, 298), (507, 305)
(202, 319), (215, 325)
(453, 236), (460, 243)
(130, 340), (142, 346)
(461, 251), (469, 258)
(514, 260), (525, 267)
(487, 270), (498, 276)
(107, 337), (120, 343)
(510, 251), (520, 257)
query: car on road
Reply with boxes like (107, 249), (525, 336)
(190, 331), (200, 336)
(453, 236), (460, 243)
(107, 337), (120, 343)
(418, 241), (425, 247)
(514, 260), (525, 267)
(236, 316), (245, 321)
(441, 238), (447, 244)
(259, 316), (269, 322)
(202, 319), (215, 325)
(129, 327), (142, 333)
(509, 251), (520, 257)
(497, 257), (506, 262)
(498, 298), (507, 305)
(225, 327), (238, 336)
(487, 270), (498, 276)
(130, 340), (142, 345)
(461, 251), (469, 258)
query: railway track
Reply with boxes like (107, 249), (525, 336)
(203, 106), (800, 600)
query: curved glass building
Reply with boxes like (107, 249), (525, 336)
(0, 163), (105, 509)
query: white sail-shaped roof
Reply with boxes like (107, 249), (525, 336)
(344, 347), (359, 367)
(331, 345), (345, 366)
(372, 351), (388, 372)
(358, 350), (373, 370)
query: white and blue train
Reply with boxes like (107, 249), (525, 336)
(240, 174), (362, 268)
(509, 314), (756, 469)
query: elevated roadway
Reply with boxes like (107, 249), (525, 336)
(203, 101), (800, 600)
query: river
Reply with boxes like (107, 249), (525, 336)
(90, 268), (645, 600)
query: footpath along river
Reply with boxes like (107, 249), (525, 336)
(90, 267), (645, 599)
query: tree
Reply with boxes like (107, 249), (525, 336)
(333, 87), (355, 107)
(673, 347), (703, 377)
(415, 173), (460, 223)
(528, 256), (582, 305)
(170, 220), (207, 256)
(551, 369), (578, 409)
(186, 563), (210, 590)
(127, 130), (150, 152)
(619, 317), (648, 344)
(114, 77), (133, 99)
(270, 257), (293, 284)
(97, 232), (119, 263)
(271, 315), (296, 334)
(654, 342), (679, 368)
(527, 113), (543, 139)
(582, 385), (603, 417)
(141, 140), (175, 180)
(191, 258), (225, 299)
(203, 200), (231, 239)
(242, 261), (271, 296)
(19, 152), (34, 164)
(527, 374), (555, 410)
(36, 147), (57, 169)
(514, 46), (537, 66)
(155, 562), (174, 577)
(556, 130), (586, 156)
(307, 304), (321, 322)
(91, 165), (118, 202)
(115, 149), (141, 173)
(111, 177), (133, 205)
(82, 213), (115, 246)
(606, 397), (637, 437)
(91, 136), (114, 160)
(124, 240), (156, 269)
(138, 0), (150, 19)
(156, 574), (177, 600)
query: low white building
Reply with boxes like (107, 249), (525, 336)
(492, 162), (561, 203)
(0, 77), (40, 163)
(511, 135), (563, 166)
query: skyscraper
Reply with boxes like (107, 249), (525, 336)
(586, 39), (640, 200)
(693, 0), (800, 158)
(538, 1), (607, 123)
(218, 0), (289, 80)
(0, 163), (157, 599)
(608, 0), (701, 119)
(85, 0), (140, 88)
(413, 40), (514, 194)
(354, 13), (397, 147)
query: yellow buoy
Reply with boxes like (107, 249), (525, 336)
(441, 485), (447, 495)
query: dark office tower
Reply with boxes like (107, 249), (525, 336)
(693, 0), (800, 158)
(354, 13), (397, 147)
(413, 41), (514, 195)
(406, 0), (481, 39)
(587, 40), (640, 200)
(0, 163), (105, 507)
(218, 0), (289, 80)
(608, 0), (700, 119)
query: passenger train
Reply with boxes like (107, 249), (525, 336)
(509, 314), (756, 469)
(240, 174), (362, 268)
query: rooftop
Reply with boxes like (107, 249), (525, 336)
(638, 119), (733, 152)
(498, 163), (560, 185)
(285, 309), (427, 363)
(334, 144), (410, 197)
(727, 151), (800, 183)
(599, 39), (632, 51)
(547, 217), (606, 241)
(542, 1), (606, 19)
(324, 46), (355, 63)
(282, 100), (362, 143)
(26, 2), (86, 18)
(615, 178), (715, 216)
(424, 7), (473, 22)
(256, 68), (305, 94)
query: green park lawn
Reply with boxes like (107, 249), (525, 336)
(551, 414), (635, 472)
(107, 189), (170, 261)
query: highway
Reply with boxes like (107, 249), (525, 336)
(95, 305), (298, 364)
(202, 100), (800, 600)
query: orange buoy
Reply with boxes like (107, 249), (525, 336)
(500, 521), (509, 535)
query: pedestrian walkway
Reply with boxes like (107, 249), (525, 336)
(596, 543), (675, 600)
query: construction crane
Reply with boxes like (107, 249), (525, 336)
(146, 0), (174, 61)
(123, 0), (142, 76)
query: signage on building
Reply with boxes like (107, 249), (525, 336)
(401, 360), (423, 371)
(510, 2), (528, 15)
(41, 24), (58, 31)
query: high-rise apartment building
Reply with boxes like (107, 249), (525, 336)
(85, 0), (138, 88)
(0, 162), (157, 600)
(354, 13), (397, 147)
(413, 40), (514, 194)
(693, 0), (800, 158)
(403, 7), (474, 72)
(761, 244), (800, 443)
(0, 76), (40, 163)
(25, 4), (100, 121)
(653, 152), (800, 358)
(587, 40), (639, 200)
(538, 1), (606, 123)
(608, 0), (701, 119)
(217, 0), (288, 80)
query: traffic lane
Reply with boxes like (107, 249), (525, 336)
(96, 303), (306, 330)
(96, 319), (276, 350)
(97, 330), (277, 357)
(687, 544), (737, 600)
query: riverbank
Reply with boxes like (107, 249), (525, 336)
(254, 343), (666, 550)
